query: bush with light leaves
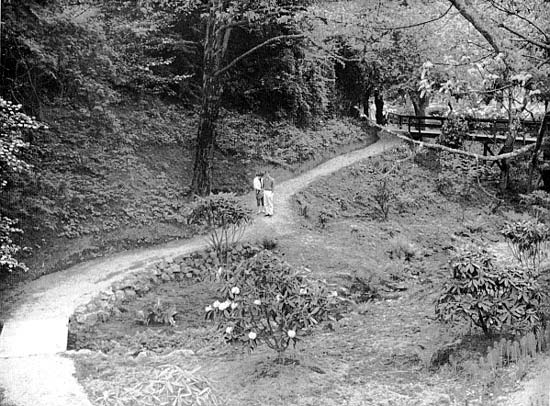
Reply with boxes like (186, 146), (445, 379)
(205, 250), (334, 360)
(1, 98), (43, 273)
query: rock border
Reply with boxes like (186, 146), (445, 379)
(69, 244), (262, 331)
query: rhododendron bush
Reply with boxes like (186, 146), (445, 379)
(206, 250), (334, 360)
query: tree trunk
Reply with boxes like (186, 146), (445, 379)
(498, 90), (517, 193)
(527, 105), (549, 192)
(374, 90), (385, 125)
(409, 91), (429, 117)
(191, 3), (226, 196)
(192, 74), (222, 196)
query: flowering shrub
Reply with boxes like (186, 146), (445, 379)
(205, 250), (333, 360)
(436, 246), (547, 337)
(188, 193), (251, 263)
(1, 98), (42, 274)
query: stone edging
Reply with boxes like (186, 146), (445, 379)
(69, 244), (261, 330)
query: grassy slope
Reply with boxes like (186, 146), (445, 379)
(72, 146), (549, 406)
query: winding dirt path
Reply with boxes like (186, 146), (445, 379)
(0, 132), (400, 406)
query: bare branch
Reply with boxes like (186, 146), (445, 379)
(448, 0), (501, 54)
(498, 24), (550, 52)
(488, 1), (549, 42)
(214, 33), (306, 77)
(380, 5), (453, 31)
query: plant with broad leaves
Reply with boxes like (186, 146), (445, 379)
(436, 246), (547, 337)
(188, 193), (251, 263)
(206, 250), (333, 361)
(501, 220), (550, 270)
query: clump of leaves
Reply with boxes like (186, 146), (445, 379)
(501, 220), (550, 270)
(439, 115), (469, 149)
(436, 246), (547, 337)
(318, 209), (333, 229)
(259, 237), (278, 250)
(387, 236), (418, 261)
(188, 193), (251, 264)
(137, 299), (178, 327)
(205, 250), (333, 361)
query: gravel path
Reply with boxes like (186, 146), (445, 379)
(0, 132), (400, 406)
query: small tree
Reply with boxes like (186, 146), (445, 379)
(436, 246), (547, 337)
(188, 193), (251, 263)
(205, 250), (332, 361)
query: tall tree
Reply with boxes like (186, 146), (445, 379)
(190, 0), (307, 196)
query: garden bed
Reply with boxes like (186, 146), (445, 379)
(71, 146), (550, 406)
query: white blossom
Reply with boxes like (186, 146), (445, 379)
(231, 286), (240, 295)
(287, 330), (296, 338)
(248, 331), (257, 340)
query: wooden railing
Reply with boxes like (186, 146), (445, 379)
(386, 113), (547, 141)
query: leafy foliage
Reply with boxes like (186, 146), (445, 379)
(1, 98), (42, 273)
(436, 246), (547, 337)
(439, 116), (469, 149)
(205, 250), (332, 359)
(188, 193), (251, 263)
(501, 220), (550, 269)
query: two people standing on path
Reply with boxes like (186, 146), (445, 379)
(253, 170), (275, 216)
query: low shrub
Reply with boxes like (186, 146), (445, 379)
(188, 193), (251, 264)
(205, 250), (333, 360)
(439, 116), (469, 149)
(371, 178), (395, 221)
(501, 219), (550, 269)
(387, 237), (418, 261)
(436, 246), (547, 337)
(137, 299), (178, 327)
(521, 190), (550, 222)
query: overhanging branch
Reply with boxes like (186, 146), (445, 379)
(213, 33), (306, 77)
(498, 24), (550, 52)
(448, 0), (501, 54)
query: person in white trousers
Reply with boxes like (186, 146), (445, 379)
(262, 171), (275, 216)
(253, 171), (264, 214)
